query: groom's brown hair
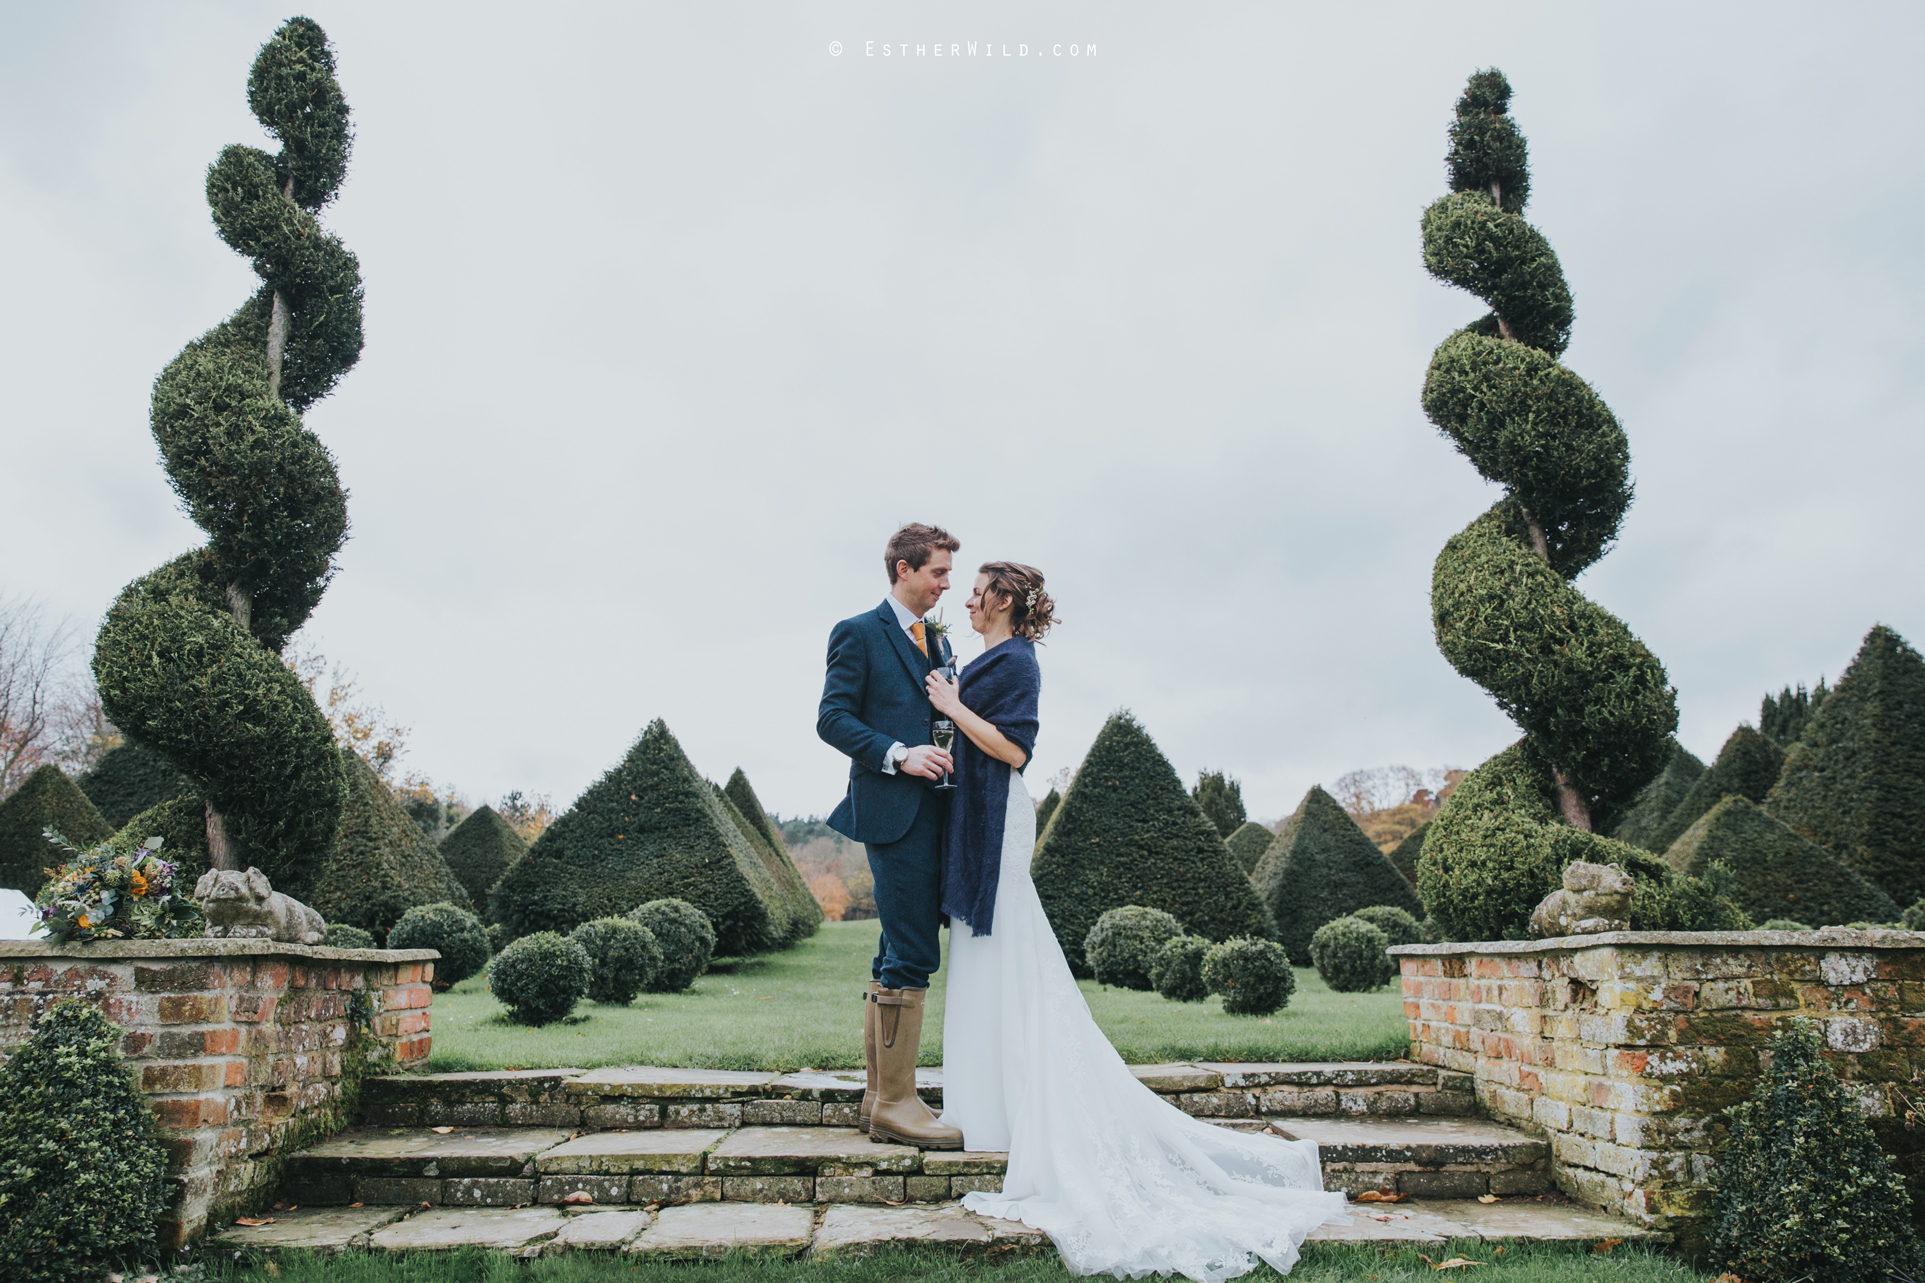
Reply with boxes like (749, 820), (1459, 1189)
(884, 523), (960, 583)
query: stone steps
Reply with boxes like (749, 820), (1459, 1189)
(1272, 1117), (1551, 1199)
(211, 1196), (1665, 1259)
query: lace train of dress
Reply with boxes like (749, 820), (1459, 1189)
(941, 767), (1349, 1281)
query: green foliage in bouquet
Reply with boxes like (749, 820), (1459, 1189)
(1151, 936), (1211, 1003)
(571, 916), (663, 1005)
(1084, 905), (1185, 991)
(387, 901), (491, 986)
(0, 999), (170, 1283)
(1310, 916), (1398, 993)
(74, 744), (196, 830)
(1202, 937), (1295, 1016)
(32, 832), (202, 944)
(487, 932), (592, 1026)
(0, 765), (113, 894)
(1032, 712), (1273, 976)
(627, 898), (716, 993)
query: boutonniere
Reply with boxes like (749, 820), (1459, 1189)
(924, 611), (949, 645)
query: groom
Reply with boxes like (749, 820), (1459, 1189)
(817, 522), (964, 1149)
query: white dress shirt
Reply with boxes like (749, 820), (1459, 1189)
(881, 593), (927, 774)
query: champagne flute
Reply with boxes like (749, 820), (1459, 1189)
(931, 658), (958, 791)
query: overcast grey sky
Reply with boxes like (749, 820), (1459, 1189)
(5, 3), (1922, 825)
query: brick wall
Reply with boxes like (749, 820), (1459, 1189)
(0, 939), (437, 1248)
(1394, 930), (1925, 1256)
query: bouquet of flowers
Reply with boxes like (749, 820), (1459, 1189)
(32, 828), (203, 944)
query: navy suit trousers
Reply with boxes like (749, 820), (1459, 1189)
(865, 787), (946, 990)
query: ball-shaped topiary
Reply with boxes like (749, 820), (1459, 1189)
(1349, 904), (1424, 949)
(1202, 937), (1296, 1016)
(387, 901), (490, 986)
(1758, 919), (1813, 932)
(1904, 900), (1925, 932)
(0, 999), (170, 1282)
(323, 922), (376, 949)
(487, 931), (592, 1026)
(1311, 916), (1399, 993)
(628, 898), (716, 993)
(1084, 905), (1185, 991)
(1151, 935), (1211, 1003)
(571, 917), (663, 1005)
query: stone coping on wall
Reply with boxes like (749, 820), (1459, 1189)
(1390, 927), (1925, 955)
(0, 938), (440, 962)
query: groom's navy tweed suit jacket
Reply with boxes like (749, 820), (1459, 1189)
(818, 599), (946, 846)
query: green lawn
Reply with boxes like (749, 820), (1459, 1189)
(206, 1239), (1704, 1283)
(423, 921), (1409, 1074)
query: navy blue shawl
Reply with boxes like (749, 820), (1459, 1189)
(941, 637), (1040, 936)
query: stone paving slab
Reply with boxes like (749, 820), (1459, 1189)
(1199, 1062), (1437, 1088)
(921, 1150), (1009, 1176)
(813, 1203), (992, 1257)
(292, 1127), (573, 1177)
(1128, 1063), (1221, 1092)
(568, 1067), (783, 1097)
(536, 1129), (728, 1175)
(368, 1206), (570, 1251)
(533, 1209), (654, 1254)
(626, 1202), (816, 1258)
(366, 1069), (586, 1099)
(772, 1070), (867, 1101)
(209, 1205), (405, 1252)
(1271, 1117), (1548, 1165)
(709, 1126), (922, 1175)
(1305, 1200), (1666, 1246)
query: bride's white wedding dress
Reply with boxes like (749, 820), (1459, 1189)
(940, 765), (1349, 1281)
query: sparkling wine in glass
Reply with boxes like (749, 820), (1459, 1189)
(931, 658), (958, 790)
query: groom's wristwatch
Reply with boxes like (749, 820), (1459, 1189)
(887, 743), (909, 772)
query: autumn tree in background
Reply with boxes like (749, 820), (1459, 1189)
(0, 595), (120, 797)
(1333, 764), (1463, 852)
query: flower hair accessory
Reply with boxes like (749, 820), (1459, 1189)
(1024, 587), (1040, 612)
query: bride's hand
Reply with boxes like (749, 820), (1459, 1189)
(925, 670), (962, 716)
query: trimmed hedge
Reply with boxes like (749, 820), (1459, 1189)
(0, 765), (114, 894)
(1760, 679), (1828, 748)
(1151, 936), (1211, 1002)
(1665, 796), (1897, 928)
(628, 898), (716, 993)
(1224, 821), (1275, 877)
(1310, 916), (1398, 993)
(571, 917), (662, 1005)
(323, 922), (376, 948)
(0, 999), (169, 1282)
(387, 901), (490, 986)
(1084, 906), (1185, 990)
(1253, 786), (1423, 964)
(723, 767), (822, 943)
(1350, 904), (1423, 949)
(1768, 625), (1925, 908)
(1032, 712), (1274, 977)
(439, 805), (527, 925)
(1384, 821), (1429, 886)
(299, 748), (472, 935)
(1191, 770), (1246, 838)
(487, 932), (591, 1026)
(1758, 918), (1811, 932)
(1612, 739), (1705, 852)
(491, 721), (788, 955)
(1202, 937), (1295, 1016)
(1644, 725), (1785, 855)
(74, 743), (195, 829)
(1034, 787), (1062, 838)
(1710, 1019), (1921, 1282)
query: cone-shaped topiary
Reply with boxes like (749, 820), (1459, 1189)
(571, 917), (662, 1005)
(1202, 937), (1295, 1016)
(1351, 904), (1424, 949)
(92, 19), (362, 885)
(1152, 936), (1211, 1002)
(488, 932), (591, 1026)
(1416, 70), (1680, 930)
(1768, 625), (1925, 908)
(1311, 916), (1398, 993)
(1710, 1019), (1921, 1282)
(323, 922), (376, 949)
(1253, 786), (1423, 964)
(1191, 770), (1246, 838)
(711, 784), (793, 946)
(301, 748), (471, 935)
(1644, 726), (1785, 856)
(1761, 679), (1829, 748)
(438, 805), (528, 926)
(1611, 739), (1706, 852)
(1385, 821), (1429, 886)
(1034, 786), (1062, 837)
(0, 999), (170, 1282)
(1084, 906), (1185, 991)
(723, 768), (823, 944)
(75, 744), (196, 830)
(0, 765), (114, 893)
(628, 898), (716, 993)
(1225, 821), (1275, 877)
(1666, 797), (1898, 928)
(387, 901), (490, 985)
(491, 721), (787, 955)
(1032, 712), (1275, 976)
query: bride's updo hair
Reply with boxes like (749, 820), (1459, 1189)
(980, 562), (1058, 641)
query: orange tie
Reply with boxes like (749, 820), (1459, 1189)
(910, 620), (929, 659)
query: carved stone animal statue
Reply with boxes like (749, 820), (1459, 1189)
(1529, 861), (1635, 938)
(196, 867), (327, 945)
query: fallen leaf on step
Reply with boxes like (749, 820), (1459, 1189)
(1710, 1276), (1742, 1283)
(233, 1217), (275, 1227)
(349, 1202), (363, 1208)
(1477, 1194), (1500, 1203)
(562, 1191), (595, 1204)
(1418, 1255), (1484, 1270)
(1592, 1239), (1622, 1255)
(262, 1265), (281, 1279)
(1355, 1190), (1405, 1203)
(430, 1126), (454, 1134)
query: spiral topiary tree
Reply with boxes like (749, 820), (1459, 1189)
(1415, 70), (1688, 940)
(92, 18), (362, 889)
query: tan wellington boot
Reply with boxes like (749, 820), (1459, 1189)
(867, 987), (963, 1149)
(859, 980), (880, 1133)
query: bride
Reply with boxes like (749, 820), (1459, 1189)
(923, 561), (1348, 1283)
